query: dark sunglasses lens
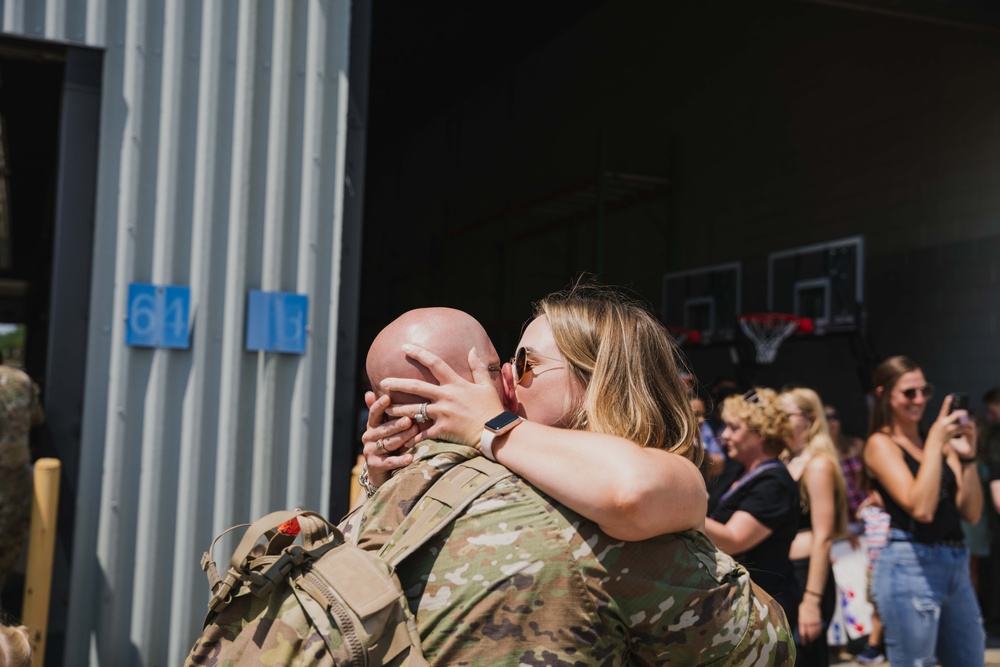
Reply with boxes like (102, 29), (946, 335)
(902, 385), (934, 400)
(514, 347), (526, 383)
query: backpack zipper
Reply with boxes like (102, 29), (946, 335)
(300, 569), (366, 666)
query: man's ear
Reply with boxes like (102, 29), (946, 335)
(501, 362), (519, 413)
(874, 386), (884, 398)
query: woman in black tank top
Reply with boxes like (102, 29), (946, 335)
(862, 356), (984, 667)
(780, 388), (849, 667)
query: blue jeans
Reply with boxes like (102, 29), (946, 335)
(871, 529), (985, 667)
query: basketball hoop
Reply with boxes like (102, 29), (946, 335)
(738, 313), (813, 364)
(664, 326), (701, 346)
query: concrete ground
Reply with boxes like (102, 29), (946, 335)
(830, 632), (1000, 666)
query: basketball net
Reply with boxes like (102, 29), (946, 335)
(738, 314), (804, 364)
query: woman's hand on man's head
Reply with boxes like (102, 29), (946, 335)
(381, 345), (507, 451)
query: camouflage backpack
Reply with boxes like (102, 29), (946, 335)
(185, 457), (511, 666)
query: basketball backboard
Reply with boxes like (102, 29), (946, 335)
(662, 262), (741, 344)
(767, 236), (864, 334)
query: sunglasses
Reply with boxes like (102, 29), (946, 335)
(898, 384), (934, 400)
(510, 346), (564, 385)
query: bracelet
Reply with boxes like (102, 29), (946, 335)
(958, 456), (977, 465)
(804, 589), (823, 599)
(358, 463), (379, 499)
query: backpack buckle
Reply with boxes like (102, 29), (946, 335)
(201, 551), (221, 591)
(207, 570), (242, 613)
(248, 545), (308, 598)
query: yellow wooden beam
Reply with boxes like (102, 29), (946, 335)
(21, 458), (60, 667)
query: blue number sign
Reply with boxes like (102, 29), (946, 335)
(126, 283), (191, 349)
(245, 290), (308, 354)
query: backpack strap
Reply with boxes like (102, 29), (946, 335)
(378, 456), (512, 567)
(203, 509), (341, 612)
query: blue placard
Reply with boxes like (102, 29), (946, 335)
(245, 290), (308, 354)
(125, 283), (192, 349)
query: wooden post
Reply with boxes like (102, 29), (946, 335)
(21, 458), (60, 667)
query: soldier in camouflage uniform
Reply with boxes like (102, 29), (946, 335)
(0, 362), (44, 602)
(347, 305), (795, 665)
(344, 439), (793, 666)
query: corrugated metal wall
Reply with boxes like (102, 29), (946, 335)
(1, 1), (353, 664)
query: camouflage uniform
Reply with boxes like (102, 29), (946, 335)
(342, 440), (795, 666)
(0, 365), (44, 597)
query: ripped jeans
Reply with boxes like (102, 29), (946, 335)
(871, 529), (985, 667)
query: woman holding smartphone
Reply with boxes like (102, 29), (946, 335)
(863, 356), (984, 666)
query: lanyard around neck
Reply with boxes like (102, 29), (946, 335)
(712, 459), (783, 519)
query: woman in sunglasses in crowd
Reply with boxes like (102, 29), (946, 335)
(703, 389), (801, 627)
(779, 388), (848, 666)
(360, 282), (707, 541)
(863, 356), (984, 666)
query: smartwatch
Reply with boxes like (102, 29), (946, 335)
(480, 411), (523, 461)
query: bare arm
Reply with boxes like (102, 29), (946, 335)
(797, 457), (839, 643)
(704, 512), (773, 555)
(488, 420), (708, 540)
(863, 433), (941, 522)
(947, 418), (982, 524)
(379, 345), (708, 541)
(951, 459), (983, 524)
(991, 479), (1000, 515)
(863, 400), (964, 523)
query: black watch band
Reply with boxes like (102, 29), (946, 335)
(480, 411), (523, 461)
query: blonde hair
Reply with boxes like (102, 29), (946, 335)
(720, 387), (791, 457)
(0, 623), (31, 667)
(536, 283), (703, 467)
(781, 387), (849, 538)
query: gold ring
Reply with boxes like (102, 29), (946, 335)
(376, 438), (387, 454)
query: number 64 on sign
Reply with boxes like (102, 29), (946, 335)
(125, 283), (192, 349)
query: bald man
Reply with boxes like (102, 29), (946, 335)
(341, 308), (794, 666)
(363, 306), (503, 416)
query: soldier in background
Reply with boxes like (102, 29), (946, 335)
(0, 354), (45, 608)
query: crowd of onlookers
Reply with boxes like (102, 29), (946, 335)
(690, 360), (1000, 666)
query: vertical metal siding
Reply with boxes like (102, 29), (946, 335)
(1, 1), (354, 665)
(166, 2), (228, 660)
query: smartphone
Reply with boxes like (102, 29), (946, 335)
(948, 392), (969, 425)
